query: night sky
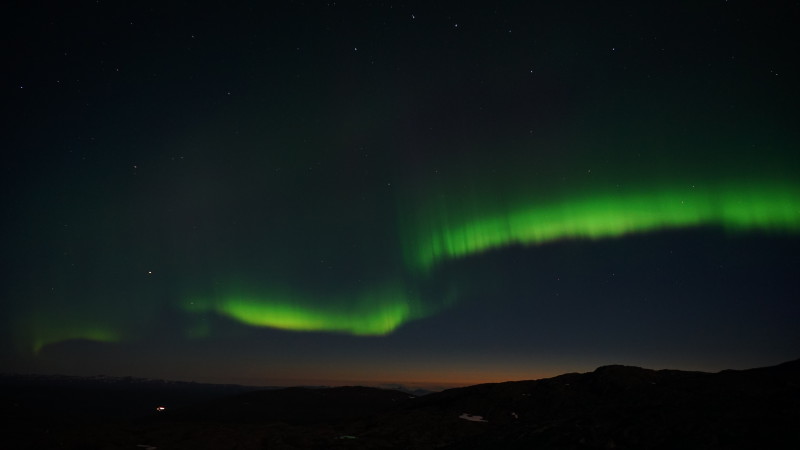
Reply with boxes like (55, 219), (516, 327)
(3, 1), (799, 388)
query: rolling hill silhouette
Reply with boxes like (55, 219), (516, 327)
(2, 359), (798, 449)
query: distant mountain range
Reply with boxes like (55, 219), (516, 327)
(2, 359), (798, 449)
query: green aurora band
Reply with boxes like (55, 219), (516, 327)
(402, 180), (800, 271)
(182, 179), (800, 338)
(183, 283), (435, 336)
(24, 178), (800, 352)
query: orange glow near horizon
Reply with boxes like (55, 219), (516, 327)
(237, 364), (574, 391)
(151, 363), (574, 391)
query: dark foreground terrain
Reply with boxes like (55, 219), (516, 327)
(2, 359), (798, 449)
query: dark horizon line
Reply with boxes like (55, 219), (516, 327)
(4, 357), (798, 393)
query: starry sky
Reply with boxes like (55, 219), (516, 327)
(2, 1), (799, 388)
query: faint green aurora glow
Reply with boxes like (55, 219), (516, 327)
(402, 180), (800, 271)
(25, 317), (121, 354)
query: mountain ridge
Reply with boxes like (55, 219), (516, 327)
(2, 359), (798, 449)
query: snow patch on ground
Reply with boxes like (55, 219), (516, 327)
(459, 413), (488, 422)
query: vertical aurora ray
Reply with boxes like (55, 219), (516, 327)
(402, 179), (800, 271)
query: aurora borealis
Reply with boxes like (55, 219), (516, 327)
(183, 282), (429, 336)
(2, 1), (799, 387)
(404, 180), (800, 271)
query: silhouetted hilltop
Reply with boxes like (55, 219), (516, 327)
(379, 359), (800, 449)
(1, 359), (798, 449)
